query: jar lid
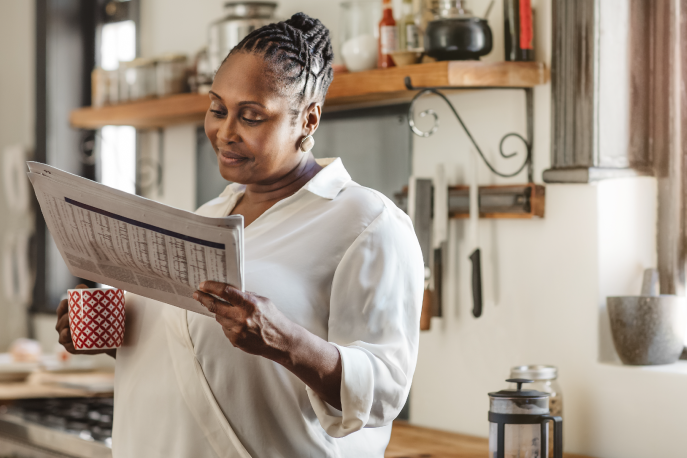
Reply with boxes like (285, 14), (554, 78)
(510, 365), (558, 381)
(157, 53), (188, 63)
(223, 2), (278, 18)
(489, 379), (550, 399)
(120, 58), (156, 68)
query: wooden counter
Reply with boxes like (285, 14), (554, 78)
(0, 371), (114, 402)
(386, 422), (592, 458)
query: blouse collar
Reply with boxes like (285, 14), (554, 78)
(302, 157), (351, 200)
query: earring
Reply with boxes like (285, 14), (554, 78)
(299, 135), (315, 153)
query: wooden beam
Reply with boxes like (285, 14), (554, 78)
(653, 0), (686, 295)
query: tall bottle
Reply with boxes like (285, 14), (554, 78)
(503, 0), (534, 61)
(378, 0), (397, 68)
(399, 0), (420, 51)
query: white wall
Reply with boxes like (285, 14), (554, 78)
(0, 1), (35, 349)
(138, 1), (687, 456)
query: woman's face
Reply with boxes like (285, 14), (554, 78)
(205, 52), (318, 185)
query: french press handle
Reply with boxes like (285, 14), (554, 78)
(539, 415), (563, 458)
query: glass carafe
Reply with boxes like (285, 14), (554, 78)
(510, 365), (563, 457)
(488, 379), (562, 458)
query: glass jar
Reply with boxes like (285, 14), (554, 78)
(510, 365), (562, 457)
(339, 1), (382, 72)
(155, 54), (188, 98)
(119, 58), (156, 102)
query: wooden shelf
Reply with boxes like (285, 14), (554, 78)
(70, 61), (548, 129)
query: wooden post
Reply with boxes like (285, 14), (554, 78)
(652, 0), (687, 295)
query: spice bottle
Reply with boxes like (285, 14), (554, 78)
(378, 0), (397, 68)
(399, 0), (420, 51)
(503, 0), (534, 61)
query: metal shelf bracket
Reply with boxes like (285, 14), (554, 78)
(404, 76), (534, 183)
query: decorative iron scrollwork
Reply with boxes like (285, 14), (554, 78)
(405, 77), (532, 179)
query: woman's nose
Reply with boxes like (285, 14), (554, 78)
(216, 117), (241, 144)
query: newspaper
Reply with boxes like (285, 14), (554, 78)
(27, 162), (243, 317)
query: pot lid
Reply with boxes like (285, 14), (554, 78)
(488, 379), (549, 398)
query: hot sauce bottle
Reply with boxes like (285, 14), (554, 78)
(378, 0), (397, 68)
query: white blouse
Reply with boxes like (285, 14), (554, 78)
(113, 158), (423, 458)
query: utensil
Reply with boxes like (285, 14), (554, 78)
(208, 1), (278, 73)
(483, 0), (495, 20)
(424, 0), (493, 61)
(607, 268), (687, 365)
(432, 164), (448, 318)
(409, 177), (434, 330)
(469, 150), (483, 318)
(489, 378), (563, 458)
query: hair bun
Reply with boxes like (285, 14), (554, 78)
(286, 12), (329, 43)
(228, 12), (334, 103)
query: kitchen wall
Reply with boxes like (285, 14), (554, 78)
(138, 1), (687, 457)
(0, 1), (35, 349)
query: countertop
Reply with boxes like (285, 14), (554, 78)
(0, 371), (114, 402)
(386, 422), (592, 458)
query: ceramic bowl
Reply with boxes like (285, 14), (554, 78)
(390, 50), (423, 67)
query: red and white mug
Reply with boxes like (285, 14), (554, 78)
(67, 288), (126, 350)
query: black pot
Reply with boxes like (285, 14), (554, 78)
(424, 17), (493, 61)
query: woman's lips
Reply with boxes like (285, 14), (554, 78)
(218, 150), (248, 167)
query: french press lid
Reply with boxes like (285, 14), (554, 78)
(488, 379), (549, 399)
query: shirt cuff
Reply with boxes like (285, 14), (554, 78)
(305, 343), (374, 438)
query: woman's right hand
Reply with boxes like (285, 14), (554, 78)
(56, 284), (116, 358)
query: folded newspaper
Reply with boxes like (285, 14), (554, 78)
(27, 162), (243, 317)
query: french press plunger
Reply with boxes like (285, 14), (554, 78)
(488, 378), (563, 458)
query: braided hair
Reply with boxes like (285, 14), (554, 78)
(224, 13), (334, 110)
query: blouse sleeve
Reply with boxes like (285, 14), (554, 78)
(305, 203), (425, 438)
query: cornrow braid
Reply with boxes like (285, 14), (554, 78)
(223, 12), (334, 108)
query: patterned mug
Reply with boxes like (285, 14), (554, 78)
(67, 288), (126, 350)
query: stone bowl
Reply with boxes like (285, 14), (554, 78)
(607, 295), (687, 365)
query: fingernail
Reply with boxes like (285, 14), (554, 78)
(199, 282), (206, 289)
(193, 292), (198, 300)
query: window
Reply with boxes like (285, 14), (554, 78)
(98, 18), (137, 194)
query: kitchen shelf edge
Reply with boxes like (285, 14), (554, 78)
(70, 61), (549, 129)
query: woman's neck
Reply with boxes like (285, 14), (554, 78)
(242, 153), (322, 205)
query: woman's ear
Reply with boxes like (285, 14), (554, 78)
(302, 102), (322, 136)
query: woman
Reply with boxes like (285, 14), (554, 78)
(55, 13), (423, 458)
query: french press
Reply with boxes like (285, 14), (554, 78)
(488, 378), (562, 458)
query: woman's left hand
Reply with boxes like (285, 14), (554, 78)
(194, 280), (343, 410)
(194, 281), (291, 360)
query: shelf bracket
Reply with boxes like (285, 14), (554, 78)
(404, 76), (534, 183)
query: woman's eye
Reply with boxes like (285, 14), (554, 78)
(241, 116), (263, 125)
(210, 109), (226, 118)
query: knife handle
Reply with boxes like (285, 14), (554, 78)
(470, 249), (483, 318)
(420, 289), (432, 330)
